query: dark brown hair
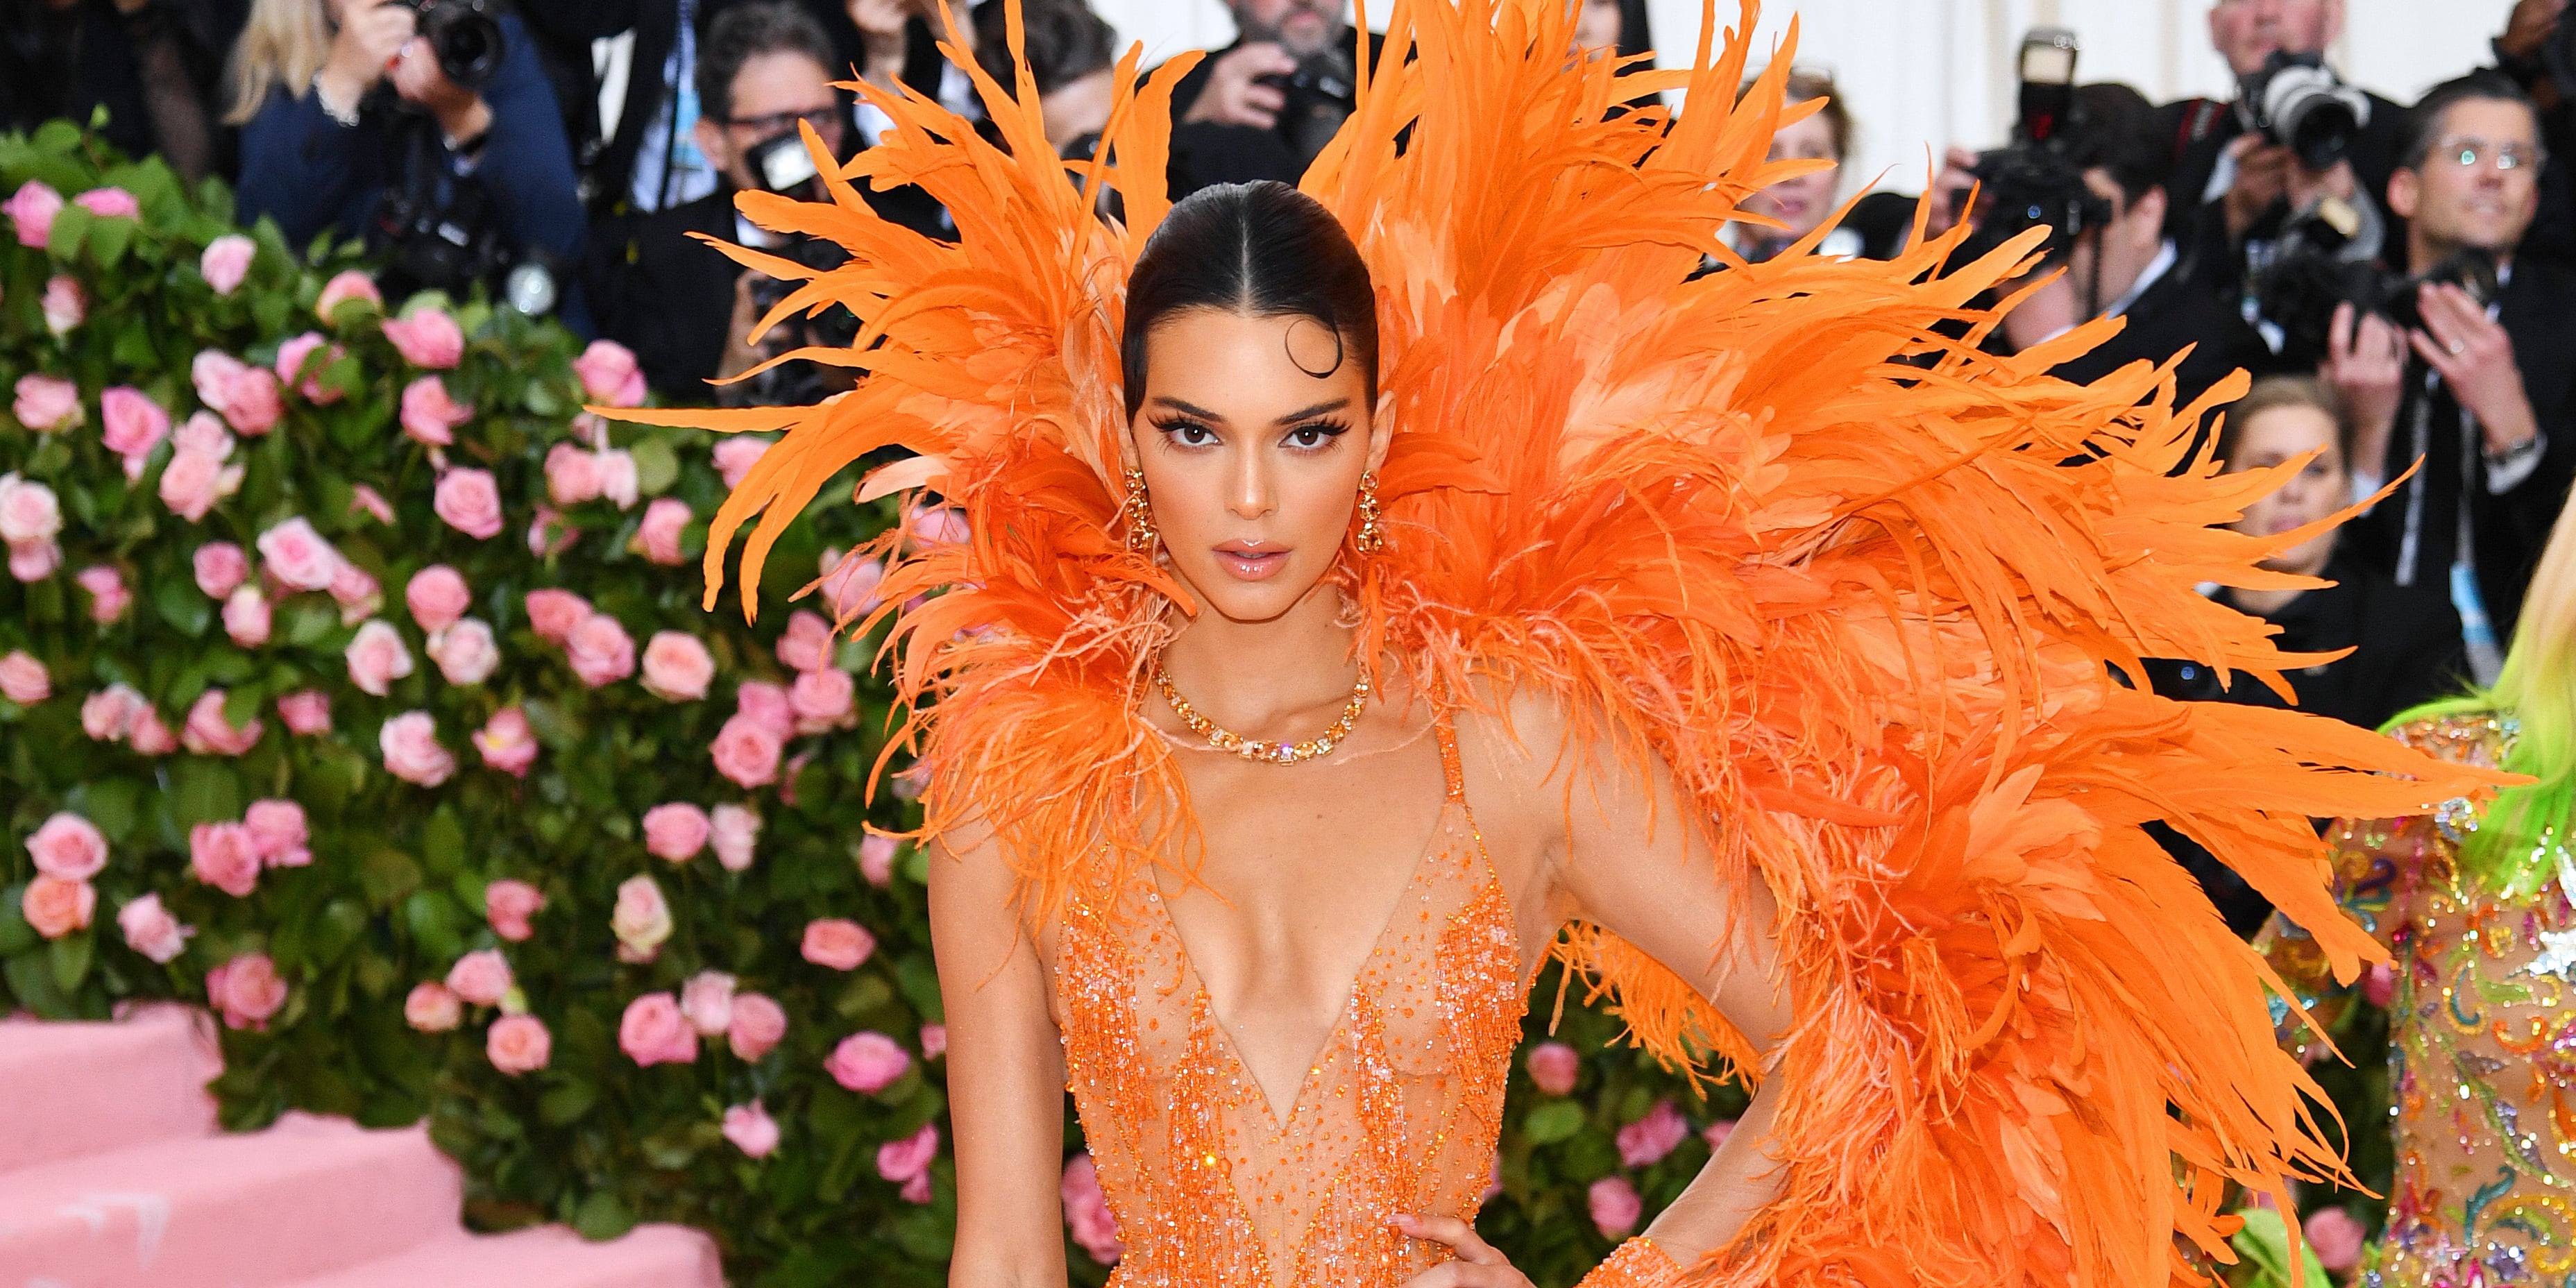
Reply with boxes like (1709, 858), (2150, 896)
(1121, 182), (1378, 418)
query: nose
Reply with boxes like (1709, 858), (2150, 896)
(1228, 446), (1277, 521)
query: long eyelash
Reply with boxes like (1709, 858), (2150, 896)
(1289, 419), (1351, 440)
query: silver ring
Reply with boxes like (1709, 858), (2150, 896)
(2449, 340), (2466, 356)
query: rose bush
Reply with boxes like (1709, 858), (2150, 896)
(0, 127), (1789, 1288)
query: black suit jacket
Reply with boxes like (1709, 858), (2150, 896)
(2047, 256), (2278, 414)
(593, 186), (740, 399)
(1162, 31), (1389, 196)
(2338, 257), (2576, 638)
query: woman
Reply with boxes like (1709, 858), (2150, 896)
(622, 2), (2492, 1283)
(2263, 491), (2576, 1285)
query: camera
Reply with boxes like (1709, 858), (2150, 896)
(1260, 49), (1357, 169)
(740, 235), (861, 407)
(1955, 29), (2112, 271)
(2235, 52), (2371, 171)
(390, 0), (505, 92)
(2252, 201), (2498, 368)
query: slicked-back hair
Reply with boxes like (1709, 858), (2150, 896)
(1121, 182), (1379, 419)
(2399, 71), (2536, 171)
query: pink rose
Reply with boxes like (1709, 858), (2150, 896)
(828, 1031), (913, 1094)
(27, 811), (108, 879)
(1526, 1041), (1579, 1096)
(13, 373), (80, 432)
(8, 539), (60, 582)
(118, 893), (193, 964)
(314, 269), (382, 321)
(129, 706), (178, 755)
(349, 483), (396, 525)
(2303, 1207), (2367, 1274)
(909, 505), (969, 548)
(157, 444), (242, 522)
(345, 620), (415, 696)
(427, 618), (500, 686)
(2364, 961), (2395, 1008)
(712, 436), (771, 489)
(223, 586), (272, 647)
(710, 804), (761, 872)
(735, 681), (795, 739)
(573, 339), (647, 407)
(200, 235), (255, 295)
(7, 179), (62, 247)
(181, 689), (264, 756)
(276, 332), (346, 404)
(595, 449), (639, 510)
(727, 992), (787, 1060)
(76, 564), (130, 624)
(80, 682), (144, 741)
(99, 387), (169, 477)
(405, 981), (462, 1032)
(636, 498), (690, 566)
(73, 186), (139, 220)
(1062, 1153), (1125, 1264)
(642, 802), (711, 862)
(789, 668), (856, 734)
(802, 918), (876, 972)
(398, 375), (470, 446)
(543, 441), (602, 506)
(245, 799), (310, 867)
(380, 711), (456, 786)
(875, 1121), (938, 1186)
(484, 879), (544, 942)
(22, 874), (96, 939)
(858, 833), (898, 888)
(1616, 1099), (1689, 1168)
(0, 472), (62, 545)
(722, 1102), (780, 1158)
(639, 631), (714, 702)
(0, 650), (49, 705)
(523, 588), (591, 644)
(42, 274), (84, 336)
(382, 307), (464, 368)
(566, 613), (636, 688)
(486, 1014), (552, 1074)
(472, 706), (539, 777)
(326, 561), (380, 623)
(190, 348), (246, 412)
(611, 875), (672, 963)
(1587, 1176), (1642, 1239)
(777, 612), (835, 673)
(277, 690), (333, 736)
(446, 949), (514, 1007)
(920, 1024), (947, 1059)
(528, 505), (578, 559)
(432, 468), (504, 540)
(172, 405), (235, 455)
(193, 543), (249, 599)
(680, 970), (737, 1035)
(817, 550), (884, 620)
(189, 822), (262, 897)
(257, 517), (344, 591)
(226, 366), (283, 434)
(405, 566), (471, 633)
(619, 992), (700, 1066)
(206, 952), (288, 1030)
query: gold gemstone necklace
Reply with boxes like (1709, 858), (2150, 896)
(1153, 660), (1372, 765)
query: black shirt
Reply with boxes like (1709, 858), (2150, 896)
(2047, 252), (2278, 415)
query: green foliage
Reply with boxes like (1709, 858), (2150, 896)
(0, 129), (1757, 1287)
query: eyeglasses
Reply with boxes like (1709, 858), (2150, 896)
(2432, 135), (2541, 172)
(719, 105), (843, 139)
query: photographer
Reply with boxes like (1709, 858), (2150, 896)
(229, 0), (588, 327)
(972, 0), (1115, 157)
(1981, 83), (2276, 413)
(1163, 0), (1380, 195)
(592, 1), (849, 401)
(2158, 0), (2409, 305)
(2325, 72), (2576, 662)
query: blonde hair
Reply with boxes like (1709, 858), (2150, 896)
(2394, 491), (2576, 886)
(226, 0), (336, 126)
(2217, 375), (2350, 472)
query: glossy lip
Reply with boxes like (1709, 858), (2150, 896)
(1214, 541), (1291, 582)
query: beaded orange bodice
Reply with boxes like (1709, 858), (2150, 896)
(1054, 725), (1531, 1287)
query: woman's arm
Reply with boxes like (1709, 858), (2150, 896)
(927, 820), (1071, 1288)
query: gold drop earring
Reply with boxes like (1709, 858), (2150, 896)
(1355, 471), (1385, 554)
(1121, 465), (1159, 553)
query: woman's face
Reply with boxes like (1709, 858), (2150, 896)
(2228, 403), (2348, 575)
(1571, 0), (1623, 55)
(1737, 109), (1842, 242)
(1129, 310), (1387, 625)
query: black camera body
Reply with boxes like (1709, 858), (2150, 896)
(1260, 51), (1357, 169)
(2235, 51), (2371, 171)
(740, 237), (860, 407)
(2253, 198), (2500, 368)
(390, 0), (505, 92)
(1956, 28), (2111, 272)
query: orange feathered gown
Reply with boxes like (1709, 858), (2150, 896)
(607, 1), (2505, 1283)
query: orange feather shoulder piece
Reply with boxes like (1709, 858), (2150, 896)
(607, 1), (2504, 1282)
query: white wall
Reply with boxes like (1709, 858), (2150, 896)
(1092, 1), (2514, 196)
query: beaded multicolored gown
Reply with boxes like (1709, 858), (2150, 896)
(2268, 715), (2576, 1287)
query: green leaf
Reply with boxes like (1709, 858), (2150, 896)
(50, 932), (93, 992)
(1520, 1101), (1588, 1146)
(65, 780), (142, 842)
(171, 759), (244, 827)
(403, 890), (464, 960)
(45, 202), (93, 259)
(538, 1081), (598, 1126)
(3, 951), (73, 1017)
(361, 849), (423, 907)
(570, 1191), (636, 1242)
(153, 575), (214, 638)
(280, 598), (339, 647)
(833, 974), (891, 1019)
(421, 808), (466, 876)
(630, 438), (681, 496)
(87, 215), (134, 268)
(520, 699), (583, 749)
(0, 888), (37, 956)
(896, 954), (944, 1024)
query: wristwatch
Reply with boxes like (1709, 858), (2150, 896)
(2486, 430), (2545, 471)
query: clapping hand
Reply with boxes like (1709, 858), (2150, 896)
(2410, 282), (2541, 457)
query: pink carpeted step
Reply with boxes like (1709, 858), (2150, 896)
(271, 1223), (726, 1288)
(0, 1006), (220, 1173)
(0, 1110), (461, 1287)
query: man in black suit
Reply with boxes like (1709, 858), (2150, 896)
(2158, 0), (2409, 304)
(1164, 0), (1381, 194)
(2323, 72), (2576, 661)
(1997, 85), (2277, 413)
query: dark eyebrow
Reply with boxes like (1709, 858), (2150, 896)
(1149, 396), (1226, 421)
(1271, 399), (1350, 425)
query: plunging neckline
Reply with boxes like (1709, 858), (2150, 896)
(1142, 799), (1453, 1132)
